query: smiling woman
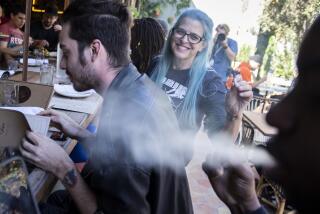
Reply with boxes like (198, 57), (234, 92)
(150, 8), (252, 163)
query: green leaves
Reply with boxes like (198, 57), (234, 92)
(136, 0), (191, 18)
(256, 0), (320, 79)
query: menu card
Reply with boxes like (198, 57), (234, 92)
(0, 108), (50, 148)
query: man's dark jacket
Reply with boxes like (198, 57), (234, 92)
(82, 64), (193, 214)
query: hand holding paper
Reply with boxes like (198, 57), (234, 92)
(39, 109), (92, 140)
(20, 131), (74, 180)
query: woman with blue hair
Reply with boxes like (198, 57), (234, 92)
(151, 9), (252, 150)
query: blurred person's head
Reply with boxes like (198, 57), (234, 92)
(130, 17), (165, 73)
(9, 3), (26, 29)
(266, 15), (320, 213)
(60, 0), (132, 92)
(0, 5), (3, 23)
(156, 18), (169, 37)
(42, 5), (59, 29)
(215, 23), (230, 35)
(249, 54), (262, 70)
(62, 0), (132, 29)
(152, 9), (213, 127)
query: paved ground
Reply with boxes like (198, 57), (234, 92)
(186, 131), (231, 214)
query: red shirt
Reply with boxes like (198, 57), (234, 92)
(0, 21), (24, 48)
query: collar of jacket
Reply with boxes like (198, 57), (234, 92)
(108, 63), (142, 91)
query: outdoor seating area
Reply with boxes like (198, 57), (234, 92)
(1, 0), (320, 214)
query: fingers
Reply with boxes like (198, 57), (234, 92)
(239, 90), (253, 98)
(39, 109), (59, 116)
(39, 109), (63, 126)
(236, 80), (252, 91)
(54, 25), (62, 31)
(234, 77), (253, 99)
(20, 137), (40, 167)
(25, 131), (40, 146)
(21, 137), (37, 154)
(202, 154), (225, 179)
(19, 147), (38, 166)
(203, 161), (224, 179)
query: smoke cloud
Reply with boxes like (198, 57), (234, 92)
(84, 90), (276, 173)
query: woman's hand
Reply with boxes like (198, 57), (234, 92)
(225, 75), (252, 117)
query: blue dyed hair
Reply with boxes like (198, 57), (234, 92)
(151, 9), (213, 128)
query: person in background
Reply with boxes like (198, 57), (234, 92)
(30, 4), (61, 51)
(156, 18), (169, 37)
(203, 14), (320, 214)
(211, 24), (238, 82)
(237, 54), (267, 96)
(130, 17), (165, 75)
(0, 3), (26, 66)
(0, 3), (25, 48)
(0, 2), (9, 25)
(151, 9), (252, 162)
(20, 0), (193, 213)
(0, 5), (21, 61)
(0, 4), (3, 25)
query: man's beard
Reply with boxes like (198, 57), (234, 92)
(72, 66), (99, 92)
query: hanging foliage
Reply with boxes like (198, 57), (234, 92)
(136, 0), (191, 18)
(255, 0), (320, 79)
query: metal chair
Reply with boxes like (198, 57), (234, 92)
(246, 95), (265, 112)
(240, 119), (255, 146)
(246, 95), (280, 113)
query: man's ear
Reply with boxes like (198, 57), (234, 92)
(90, 39), (101, 62)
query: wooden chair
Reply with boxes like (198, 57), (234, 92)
(256, 175), (287, 214)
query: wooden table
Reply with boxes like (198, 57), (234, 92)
(243, 111), (277, 137)
(9, 70), (102, 201)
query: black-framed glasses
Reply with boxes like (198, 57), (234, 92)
(172, 27), (203, 44)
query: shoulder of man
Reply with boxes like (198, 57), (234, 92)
(227, 38), (238, 52)
(227, 37), (237, 44)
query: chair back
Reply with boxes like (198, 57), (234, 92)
(240, 120), (255, 146)
(247, 95), (280, 113)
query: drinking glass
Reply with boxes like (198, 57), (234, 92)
(7, 60), (19, 71)
(40, 64), (54, 85)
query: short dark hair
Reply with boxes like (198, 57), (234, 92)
(62, 0), (132, 67)
(10, 3), (25, 16)
(131, 18), (165, 73)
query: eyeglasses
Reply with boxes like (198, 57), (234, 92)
(172, 27), (203, 44)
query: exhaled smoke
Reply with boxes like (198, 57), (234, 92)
(87, 90), (276, 173)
